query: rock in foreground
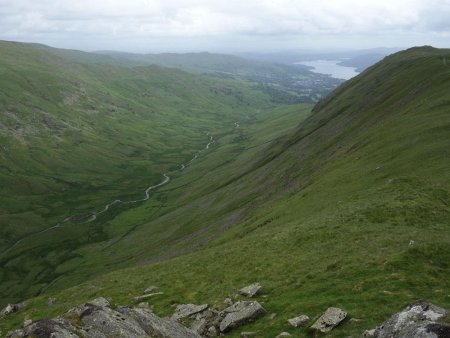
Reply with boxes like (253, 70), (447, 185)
(368, 300), (450, 338)
(7, 318), (79, 338)
(220, 301), (266, 332)
(7, 297), (200, 338)
(171, 303), (209, 321)
(311, 307), (347, 333)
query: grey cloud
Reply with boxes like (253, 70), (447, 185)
(0, 0), (449, 52)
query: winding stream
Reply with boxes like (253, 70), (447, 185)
(1, 130), (223, 257)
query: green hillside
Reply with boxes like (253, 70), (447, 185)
(0, 40), (280, 303)
(1, 45), (449, 337)
(52, 48), (342, 103)
(0, 40), (270, 242)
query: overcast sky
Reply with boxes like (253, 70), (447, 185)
(0, 0), (449, 53)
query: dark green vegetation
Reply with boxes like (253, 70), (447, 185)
(1, 44), (450, 337)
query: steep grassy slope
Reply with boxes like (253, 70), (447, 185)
(0, 40), (268, 241)
(1, 46), (448, 337)
(0, 40), (278, 303)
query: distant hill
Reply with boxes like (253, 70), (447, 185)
(240, 47), (400, 64)
(70, 49), (343, 103)
(337, 53), (386, 71)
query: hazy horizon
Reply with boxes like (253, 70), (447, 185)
(0, 0), (449, 53)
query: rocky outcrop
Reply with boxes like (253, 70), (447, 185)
(119, 307), (201, 338)
(167, 298), (265, 336)
(7, 297), (200, 338)
(4, 284), (269, 337)
(6, 286), (450, 338)
(7, 318), (80, 338)
(220, 301), (266, 332)
(367, 300), (450, 338)
(192, 308), (222, 336)
(311, 307), (347, 333)
(167, 303), (221, 337)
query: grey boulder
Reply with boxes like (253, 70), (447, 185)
(238, 283), (262, 297)
(370, 300), (450, 338)
(220, 301), (266, 332)
(171, 303), (209, 321)
(311, 307), (347, 333)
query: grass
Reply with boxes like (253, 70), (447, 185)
(0, 45), (449, 338)
(0, 40), (276, 303)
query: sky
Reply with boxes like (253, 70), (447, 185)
(0, 0), (449, 53)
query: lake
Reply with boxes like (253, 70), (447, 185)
(295, 60), (359, 80)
